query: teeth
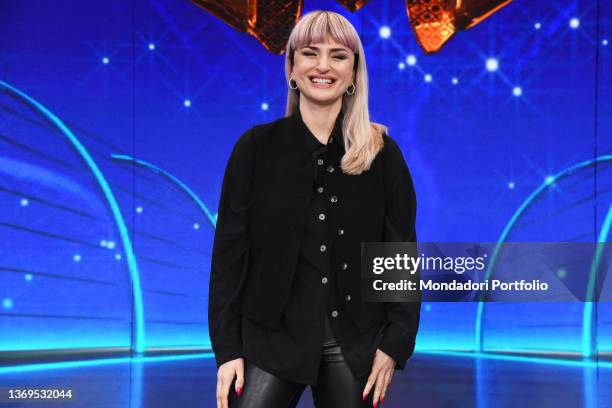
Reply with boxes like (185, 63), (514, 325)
(312, 78), (333, 84)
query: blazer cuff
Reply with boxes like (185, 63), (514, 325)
(214, 346), (243, 369)
(378, 322), (416, 370)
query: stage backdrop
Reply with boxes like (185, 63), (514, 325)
(1, 0), (611, 407)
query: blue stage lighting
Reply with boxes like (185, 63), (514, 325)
(2, 298), (13, 310)
(486, 58), (499, 72)
(379, 26), (391, 39)
(569, 18), (580, 29)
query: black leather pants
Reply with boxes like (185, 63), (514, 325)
(228, 339), (374, 408)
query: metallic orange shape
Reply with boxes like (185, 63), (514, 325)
(336, 0), (370, 12)
(406, 0), (512, 54)
(191, 0), (303, 54)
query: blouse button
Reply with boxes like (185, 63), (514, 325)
(320, 245), (327, 252)
(318, 213), (326, 221)
(337, 228), (345, 236)
(331, 310), (339, 318)
(317, 158), (324, 165)
(326, 165), (334, 173)
(330, 195), (338, 203)
(340, 262), (348, 270)
(345, 294), (352, 302)
(322, 277), (328, 284)
(317, 186), (324, 194)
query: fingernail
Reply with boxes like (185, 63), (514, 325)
(381, 395), (385, 403)
(362, 393), (367, 401)
(374, 402), (378, 408)
(236, 387), (242, 397)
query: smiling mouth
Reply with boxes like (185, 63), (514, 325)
(309, 76), (336, 85)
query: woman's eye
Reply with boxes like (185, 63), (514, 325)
(334, 56), (347, 60)
(303, 52), (316, 56)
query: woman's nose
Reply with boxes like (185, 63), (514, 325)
(317, 56), (331, 71)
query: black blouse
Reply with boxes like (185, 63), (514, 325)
(299, 107), (341, 345)
(240, 108), (385, 385)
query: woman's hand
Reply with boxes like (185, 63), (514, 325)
(216, 357), (244, 408)
(362, 349), (396, 407)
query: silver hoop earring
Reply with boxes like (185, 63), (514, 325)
(346, 83), (356, 96)
(289, 78), (298, 90)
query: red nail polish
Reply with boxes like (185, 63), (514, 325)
(380, 395), (385, 403)
(236, 387), (242, 397)
(374, 402), (378, 408)
(362, 393), (367, 401)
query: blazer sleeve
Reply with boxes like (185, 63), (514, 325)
(378, 134), (422, 370)
(208, 128), (254, 368)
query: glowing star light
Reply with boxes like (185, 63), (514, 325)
(379, 26), (391, 39)
(486, 57), (498, 72)
(569, 18), (580, 29)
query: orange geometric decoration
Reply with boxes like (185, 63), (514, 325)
(406, 0), (513, 54)
(335, 0), (370, 12)
(191, 0), (512, 55)
(191, 0), (303, 54)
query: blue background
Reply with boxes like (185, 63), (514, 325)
(1, 0), (611, 406)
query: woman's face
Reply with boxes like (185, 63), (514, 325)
(291, 35), (355, 105)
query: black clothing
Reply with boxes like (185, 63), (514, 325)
(209, 106), (421, 385)
(297, 107), (341, 344)
(228, 339), (374, 408)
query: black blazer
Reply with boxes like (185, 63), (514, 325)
(208, 114), (421, 370)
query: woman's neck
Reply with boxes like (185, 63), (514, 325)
(299, 98), (342, 144)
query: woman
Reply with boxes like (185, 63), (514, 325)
(209, 10), (420, 408)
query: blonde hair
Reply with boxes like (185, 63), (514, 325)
(284, 10), (387, 175)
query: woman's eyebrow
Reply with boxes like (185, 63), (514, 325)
(303, 45), (349, 52)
